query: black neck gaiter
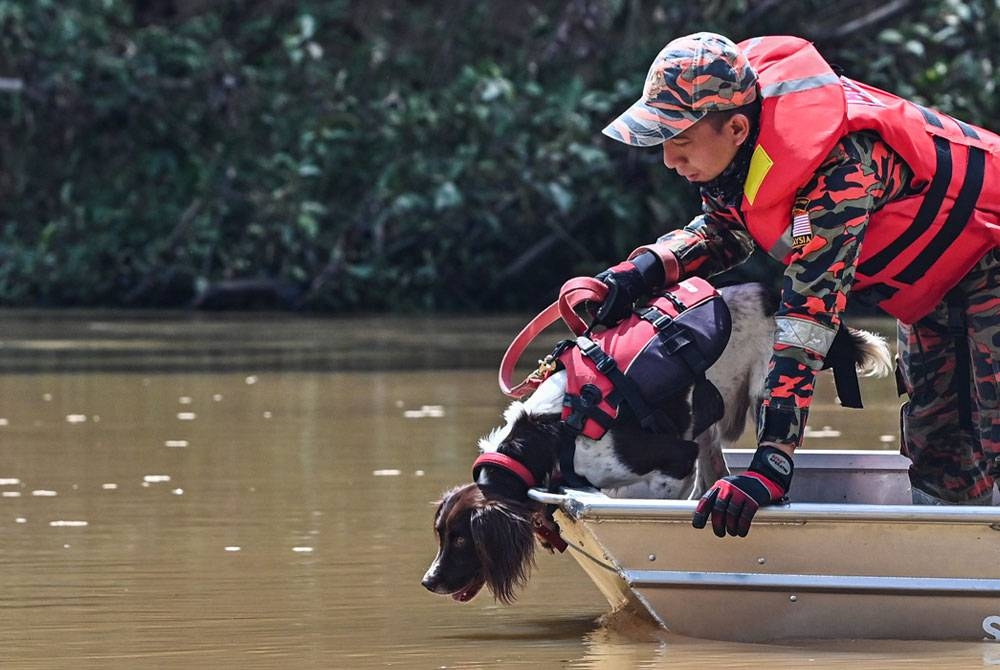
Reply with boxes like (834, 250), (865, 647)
(698, 99), (762, 206)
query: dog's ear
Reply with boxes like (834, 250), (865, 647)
(470, 500), (536, 604)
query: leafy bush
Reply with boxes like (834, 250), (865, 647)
(0, 0), (995, 310)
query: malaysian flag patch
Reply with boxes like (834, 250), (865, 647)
(791, 198), (812, 248)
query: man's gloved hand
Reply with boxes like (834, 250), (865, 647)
(592, 251), (664, 327)
(692, 445), (793, 538)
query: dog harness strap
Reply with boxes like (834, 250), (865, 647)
(576, 336), (616, 373)
(532, 521), (568, 553)
(640, 305), (713, 377)
(576, 336), (674, 434)
(557, 439), (593, 489)
(472, 453), (538, 488)
(823, 323), (864, 409)
(562, 388), (614, 434)
(662, 289), (689, 313)
(690, 375), (726, 437)
(637, 305), (674, 330)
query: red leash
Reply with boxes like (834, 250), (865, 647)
(490, 276), (613, 556)
(498, 277), (608, 398)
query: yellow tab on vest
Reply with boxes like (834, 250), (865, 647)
(744, 145), (773, 205)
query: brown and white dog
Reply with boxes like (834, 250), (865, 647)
(421, 283), (891, 603)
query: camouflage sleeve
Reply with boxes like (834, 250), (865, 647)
(760, 132), (915, 450)
(653, 197), (756, 279)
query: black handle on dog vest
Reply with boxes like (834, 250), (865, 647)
(824, 324), (863, 409)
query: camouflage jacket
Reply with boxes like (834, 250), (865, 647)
(655, 130), (915, 448)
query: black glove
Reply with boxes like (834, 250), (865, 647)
(692, 446), (793, 538)
(592, 251), (665, 327)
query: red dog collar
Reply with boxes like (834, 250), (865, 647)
(472, 453), (537, 488)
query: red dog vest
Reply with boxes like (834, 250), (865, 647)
(500, 277), (732, 439)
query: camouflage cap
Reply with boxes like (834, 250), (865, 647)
(603, 32), (757, 147)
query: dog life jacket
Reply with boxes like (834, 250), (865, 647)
(499, 277), (732, 440)
(737, 36), (1000, 324)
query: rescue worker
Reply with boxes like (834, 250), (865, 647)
(596, 32), (1000, 537)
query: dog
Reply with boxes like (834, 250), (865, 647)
(421, 283), (892, 603)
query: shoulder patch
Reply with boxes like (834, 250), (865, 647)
(791, 195), (812, 249)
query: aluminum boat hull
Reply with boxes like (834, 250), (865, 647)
(529, 450), (1000, 642)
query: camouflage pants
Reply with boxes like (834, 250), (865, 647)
(898, 249), (1000, 502)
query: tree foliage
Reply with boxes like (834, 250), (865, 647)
(0, 0), (996, 310)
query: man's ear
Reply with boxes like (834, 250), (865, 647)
(729, 113), (752, 145)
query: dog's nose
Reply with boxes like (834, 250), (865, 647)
(421, 567), (438, 591)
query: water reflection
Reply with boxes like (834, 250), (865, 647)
(0, 311), (993, 669)
(575, 627), (1000, 669)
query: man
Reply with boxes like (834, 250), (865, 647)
(596, 32), (1000, 537)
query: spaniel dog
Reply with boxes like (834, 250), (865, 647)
(421, 283), (891, 603)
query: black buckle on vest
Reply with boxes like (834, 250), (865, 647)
(663, 291), (687, 313)
(662, 331), (691, 355)
(562, 383), (606, 434)
(653, 313), (673, 330)
(577, 336), (616, 374)
(639, 306), (674, 330)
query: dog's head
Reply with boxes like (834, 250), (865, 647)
(421, 482), (541, 604)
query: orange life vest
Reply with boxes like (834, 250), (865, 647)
(737, 36), (1000, 323)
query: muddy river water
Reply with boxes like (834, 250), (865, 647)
(0, 310), (995, 669)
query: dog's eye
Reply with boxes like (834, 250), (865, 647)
(451, 535), (467, 549)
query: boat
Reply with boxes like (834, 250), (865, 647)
(528, 449), (1000, 642)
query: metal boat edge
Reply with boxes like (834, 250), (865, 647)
(527, 449), (1000, 642)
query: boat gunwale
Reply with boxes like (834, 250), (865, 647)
(529, 449), (1000, 524)
(528, 490), (1000, 525)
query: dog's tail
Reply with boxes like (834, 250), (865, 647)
(846, 326), (893, 378)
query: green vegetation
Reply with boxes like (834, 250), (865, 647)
(1, 0), (996, 310)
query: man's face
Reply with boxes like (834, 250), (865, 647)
(661, 115), (748, 184)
